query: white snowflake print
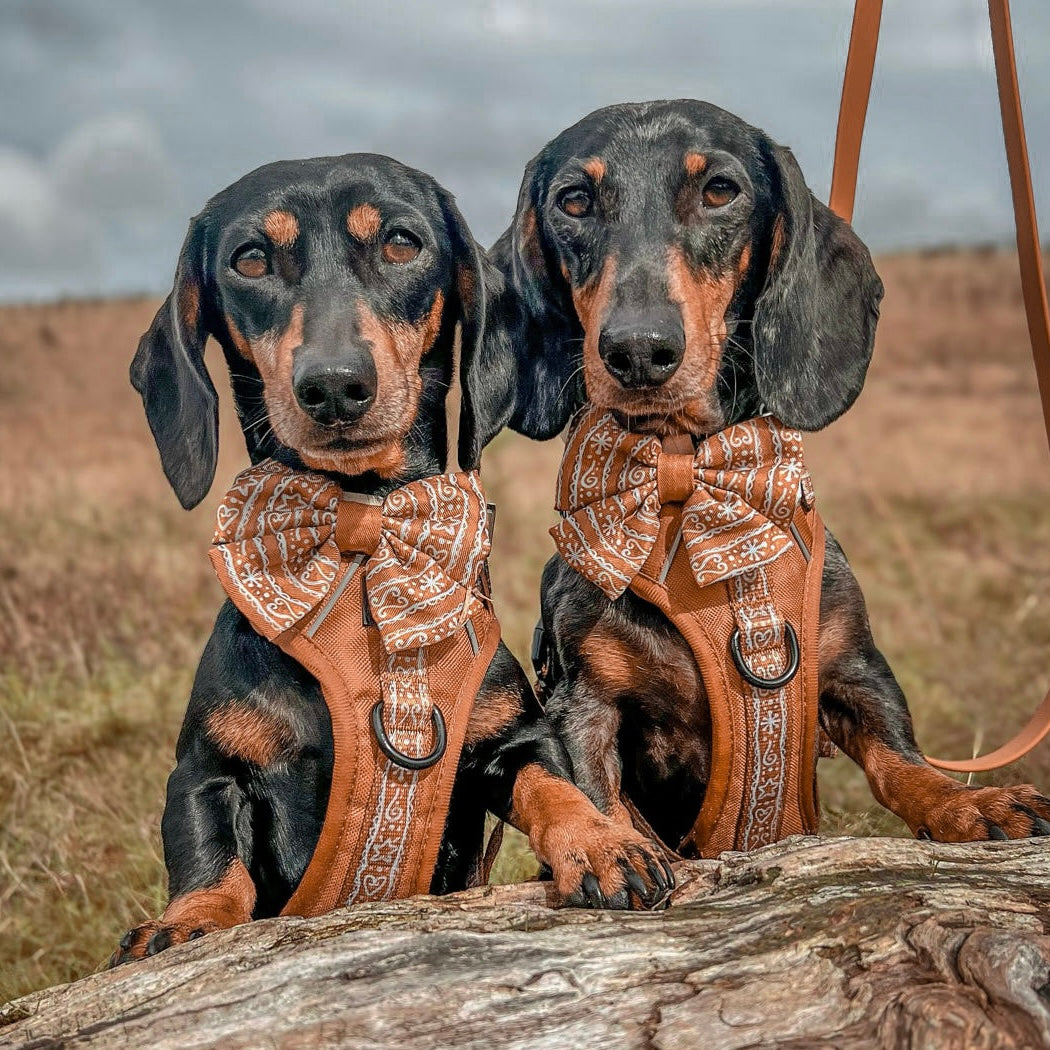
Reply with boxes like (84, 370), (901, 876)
(419, 569), (445, 595)
(717, 496), (740, 522)
(740, 538), (766, 561)
(562, 542), (587, 567)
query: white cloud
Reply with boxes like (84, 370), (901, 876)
(479, 1), (552, 38)
(0, 113), (180, 300)
(0, 148), (99, 281)
(51, 115), (178, 219)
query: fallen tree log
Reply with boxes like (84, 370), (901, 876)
(3, 836), (1050, 1049)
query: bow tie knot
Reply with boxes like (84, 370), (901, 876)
(335, 500), (384, 556)
(210, 461), (491, 654)
(552, 411), (811, 600)
(656, 449), (696, 504)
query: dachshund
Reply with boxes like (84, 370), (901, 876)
(483, 100), (1050, 853)
(111, 154), (672, 965)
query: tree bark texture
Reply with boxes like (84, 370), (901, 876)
(3, 836), (1050, 1049)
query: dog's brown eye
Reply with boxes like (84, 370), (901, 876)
(381, 229), (422, 264)
(702, 177), (740, 209)
(557, 188), (593, 218)
(232, 246), (269, 278)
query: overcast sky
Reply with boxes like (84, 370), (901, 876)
(1, 0), (1047, 301)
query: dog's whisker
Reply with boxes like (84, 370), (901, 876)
(241, 409), (272, 431)
(556, 364), (586, 403)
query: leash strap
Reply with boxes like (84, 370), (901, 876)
(830, 0), (1050, 772)
(828, 0), (883, 224)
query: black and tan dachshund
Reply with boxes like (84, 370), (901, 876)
(484, 100), (1050, 851)
(112, 154), (671, 964)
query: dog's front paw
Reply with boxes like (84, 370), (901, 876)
(537, 815), (674, 910)
(918, 783), (1050, 842)
(108, 920), (215, 967)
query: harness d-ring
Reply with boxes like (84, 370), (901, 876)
(370, 702), (447, 770)
(729, 623), (800, 690)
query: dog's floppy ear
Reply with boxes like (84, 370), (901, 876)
(437, 191), (515, 471)
(130, 216), (219, 509)
(489, 156), (581, 441)
(751, 143), (884, 431)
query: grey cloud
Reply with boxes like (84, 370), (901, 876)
(0, 0), (1047, 300)
(52, 115), (178, 218)
(0, 113), (180, 298)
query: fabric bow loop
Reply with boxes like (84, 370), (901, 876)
(210, 461), (490, 653)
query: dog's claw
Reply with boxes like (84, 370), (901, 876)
(645, 857), (675, 904)
(620, 859), (651, 904)
(581, 872), (605, 908)
(986, 821), (1008, 840)
(146, 928), (172, 955)
(1013, 803), (1050, 837)
(661, 858), (676, 894)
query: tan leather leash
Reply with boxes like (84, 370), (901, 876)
(828, 0), (883, 224)
(829, 0), (1050, 772)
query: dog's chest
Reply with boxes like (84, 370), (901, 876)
(609, 611), (713, 787)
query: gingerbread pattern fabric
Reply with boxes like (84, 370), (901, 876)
(552, 409), (826, 857)
(210, 460), (499, 916)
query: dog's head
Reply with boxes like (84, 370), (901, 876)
(490, 99), (883, 439)
(132, 154), (504, 509)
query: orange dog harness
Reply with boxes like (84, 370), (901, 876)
(552, 410), (826, 857)
(210, 461), (499, 916)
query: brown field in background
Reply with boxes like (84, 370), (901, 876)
(2, 246), (1049, 1002)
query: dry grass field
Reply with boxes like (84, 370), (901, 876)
(2, 246), (1049, 1002)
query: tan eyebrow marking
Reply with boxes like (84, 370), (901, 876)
(347, 203), (382, 242)
(263, 209), (299, 248)
(583, 157), (606, 183)
(684, 152), (708, 177)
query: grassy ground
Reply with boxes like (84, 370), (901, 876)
(2, 247), (1049, 1001)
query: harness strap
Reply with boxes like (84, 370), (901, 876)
(830, 0), (1050, 772)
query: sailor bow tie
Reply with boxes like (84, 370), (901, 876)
(551, 409), (811, 600)
(210, 460), (491, 653)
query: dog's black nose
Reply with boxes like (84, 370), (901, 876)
(598, 320), (685, 389)
(292, 350), (377, 426)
